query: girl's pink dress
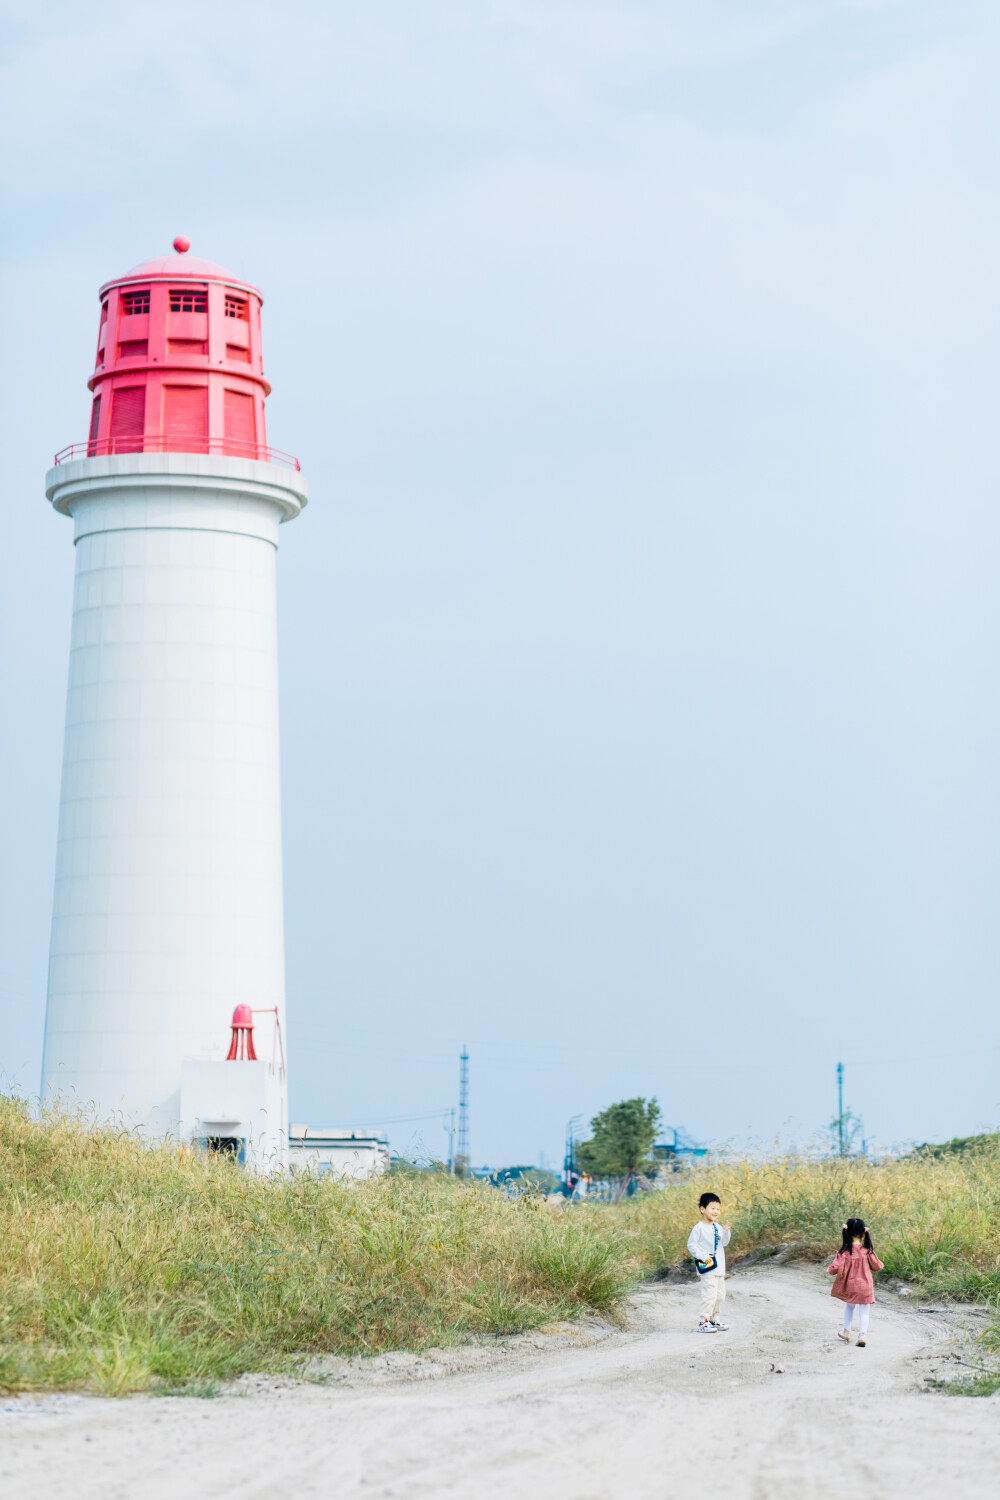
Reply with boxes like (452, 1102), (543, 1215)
(827, 1244), (884, 1304)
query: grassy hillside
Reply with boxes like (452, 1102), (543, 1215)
(2, 1098), (998, 1394)
(0, 1098), (634, 1394)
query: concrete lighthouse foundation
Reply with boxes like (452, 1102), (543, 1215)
(41, 244), (306, 1170)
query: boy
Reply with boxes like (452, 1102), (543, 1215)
(687, 1191), (731, 1332)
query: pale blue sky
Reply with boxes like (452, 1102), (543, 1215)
(2, 1), (998, 1166)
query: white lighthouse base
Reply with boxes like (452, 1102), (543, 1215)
(41, 454), (306, 1153)
(180, 1059), (286, 1172)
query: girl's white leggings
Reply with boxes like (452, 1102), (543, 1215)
(843, 1302), (871, 1333)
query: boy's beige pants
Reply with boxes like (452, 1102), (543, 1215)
(699, 1274), (726, 1322)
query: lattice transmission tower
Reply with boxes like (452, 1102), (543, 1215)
(456, 1047), (470, 1177)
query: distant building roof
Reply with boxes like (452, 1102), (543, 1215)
(289, 1124), (388, 1144)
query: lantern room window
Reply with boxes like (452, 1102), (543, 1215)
(121, 290), (150, 316)
(169, 289), (207, 313)
(225, 295), (249, 320)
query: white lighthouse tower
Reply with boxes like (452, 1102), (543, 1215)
(41, 239), (306, 1168)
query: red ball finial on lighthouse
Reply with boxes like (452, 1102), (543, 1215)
(172, 235), (190, 254)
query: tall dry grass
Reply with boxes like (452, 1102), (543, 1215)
(2, 1097), (998, 1395)
(0, 1097), (635, 1394)
(622, 1143), (1000, 1303)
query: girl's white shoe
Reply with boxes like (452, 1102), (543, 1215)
(856, 1336), (866, 1347)
(837, 1329), (851, 1342)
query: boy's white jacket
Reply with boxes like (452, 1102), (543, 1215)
(687, 1220), (731, 1274)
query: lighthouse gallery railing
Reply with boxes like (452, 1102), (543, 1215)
(53, 436), (301, 471)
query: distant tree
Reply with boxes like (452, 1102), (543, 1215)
(913, 1132), (1000, 1160)
(389, 1156), (450, 1176)
(575, 1098), (661, 1190)
(829, 1108), (864, 1158)
(491, 1165), (560, 1194)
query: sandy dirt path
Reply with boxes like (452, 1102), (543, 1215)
(2, 1265), (998, 1500)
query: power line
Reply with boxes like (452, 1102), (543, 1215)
(314, 1107), (453, 1127)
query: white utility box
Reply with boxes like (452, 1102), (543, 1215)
(180, 1059), (286, 1171)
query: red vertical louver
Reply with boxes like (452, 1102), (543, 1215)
(162, 385), (208, 452)
(108, 386), (145, 453)
(223, 389), (256, 457)
(87, 396), (102, 456)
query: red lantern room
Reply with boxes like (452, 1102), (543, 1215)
(66, 237), (297, 468)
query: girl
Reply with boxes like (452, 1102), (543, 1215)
(828, 1218), (884, 1346)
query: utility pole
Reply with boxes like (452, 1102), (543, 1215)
(837, 1061), (845, 1158)
(446, 1108), (456, 1174)
(564, 1114), (582, 1194)
(457, 1047), (470, 1177)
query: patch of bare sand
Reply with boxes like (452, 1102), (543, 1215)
(1, 1266), (998, 1500)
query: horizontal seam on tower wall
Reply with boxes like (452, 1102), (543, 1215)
(72, 525), (279, 549)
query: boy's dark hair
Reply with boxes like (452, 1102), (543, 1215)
(841, 1217), (874, 1252)
(698, 1192), (721, 1209)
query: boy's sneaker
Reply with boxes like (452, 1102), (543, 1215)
(709, 1319), (729, 1331)
(696, 1320), (718, 1333)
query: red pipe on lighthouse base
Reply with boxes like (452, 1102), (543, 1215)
(226, 1005), (258, 1061)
